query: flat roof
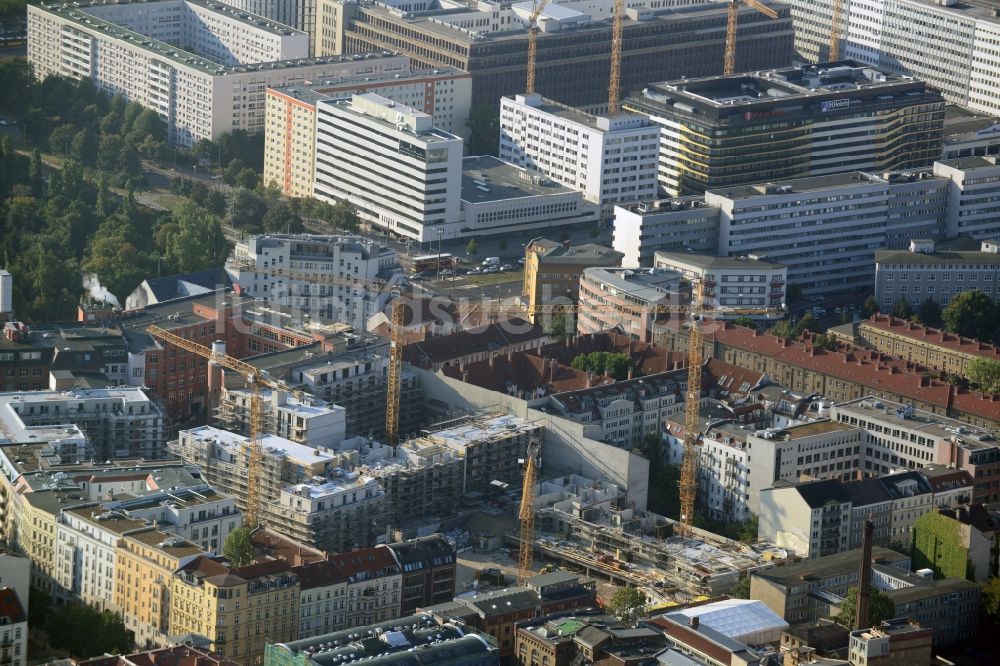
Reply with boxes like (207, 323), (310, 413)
(461, 156), (577, 204)
(707, 172), (884, 200)
(269, 66), (469, 106)
(126, 528), (205, 558)
(582, 266), (683, 303)
(64, 506), (149, 535)
(833, 397), (996, 444)
(324, 94), (459, 142)
(768, 420), (858, 440)
(753, 546), (909, 586)
(655, 251), (785, 270)
(36, 1), (400, 76)
(427, 413), (539, 451)
(182, 425), (336, 466)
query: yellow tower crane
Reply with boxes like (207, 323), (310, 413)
(385, 297), (405, 446)
(608, 0), (625, 114)
(678, 280), (704, 534)
(829, 0), (844, 61)
(147, 324), (303, 528)
(525, 0), (551, 94)
(518, 440), (541, 585)
(723, 0), (779, 75)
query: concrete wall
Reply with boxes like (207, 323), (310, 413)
(413, 367), (649, 510)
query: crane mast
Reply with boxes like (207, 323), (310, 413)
(679, 280), (704, 533)
(525, 0), (550, 93)
(385, 297), (405, 446)
(608, 0), (624, 113)
(518, 441), (540, 585)
(829, 0), (844, 61)
(723, 0), (779, 75)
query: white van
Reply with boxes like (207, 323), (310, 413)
(482, 256), (501, 267)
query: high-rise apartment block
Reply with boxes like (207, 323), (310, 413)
(263, 68), (473, 197)
(316, 0), (793, 107)
(172, 426), (385, 551)
(626, 62), (944, 196)
(789, 0), (1000, 114)
(499, 93), (660, 215)
(228, 234), (404, 329)
(222, 0), (317, 53)
(27, 0), (409, 145)
(313, 94), (464, 243)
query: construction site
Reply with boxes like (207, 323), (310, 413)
(503, 474), (785, 601)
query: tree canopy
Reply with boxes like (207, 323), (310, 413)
(607, 586), (647, 623)
(570, 351), (636, 380)
(918, 298), (943, 328)
(223, 526), (255, 567)
(942, 289), (1000, 343)
(967, 358), (1000, 394)
(45, 604), (132, 658)
(835, 587), (895, 629)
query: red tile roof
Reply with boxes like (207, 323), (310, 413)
(659, 318), (1000, 424)
(862, 315), (1000, 361)
(441, 352), (613, 395)
(328, 546), (399, 582)
(403, 318), (548, 367)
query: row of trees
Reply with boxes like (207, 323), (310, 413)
(887, 290), (1000, 344)
(570, 351), (636, 381)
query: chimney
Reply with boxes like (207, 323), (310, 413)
(690, 616), (699, 629)
(627, 367), (634, 380)
(586, 370), (594, 388)
(855, 519), (874, 631)
(489, 354), (495, 371)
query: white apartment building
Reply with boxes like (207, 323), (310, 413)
(263, 68), (472, 197)
(789, 0), (1000, 115)
(543, 372), (685, 449)
(224, 0), (317, 53)
(27, 0), (409, 145)
(759, 479), (853, 559)
(612, 199), (721, 266)
(746, 421), (864, 514)
(874, 238), (1000, 312)
(104, 486), (240, 553)
(216, 387), (347, 448)
(653, 251), (787, 315)
(55, 506), (147, 611)
(831, 397), (998, 478)
(499, 93), (661, 215)
(228, 233), (404, 328)
(313, 93), (464, 242)
(936, 157), (1000, 239)
(698, 423), (753, 524)
(0, 388), (165, 461)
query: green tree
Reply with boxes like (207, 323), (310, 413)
(70, 128), (98, 166)
(225, 187), (267, 231)
(570, 351), (636, 380)
(45, 604), (132, 658)
(465, 104), (500, 155)
(732, 576), (751, 599)
(164, 201), (227, 273)
(262, 200), (304, 234)
(49, 123), (77, 156)
(545, 310), (574, 342)
(737, 514), (759, 543)
(608, 586), (647, 623)
(943, 290), (1000, 343)
(466, 238), (478, 255)
(234, 167), (259, 189)
(891, 297), (913, 319)
(131, 108), (166, 141)
(918, 298), (943, 328)
(836, 587), (895, 629)
(967, 358), (1000, 394)
(224, 525), (254, 567)
(732, 316), (755, 329)
(96, 134), (125, 172)
(860, 294), (878, 319)
(28, 148), (44, 198)
(983, 577), (1000, 629)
